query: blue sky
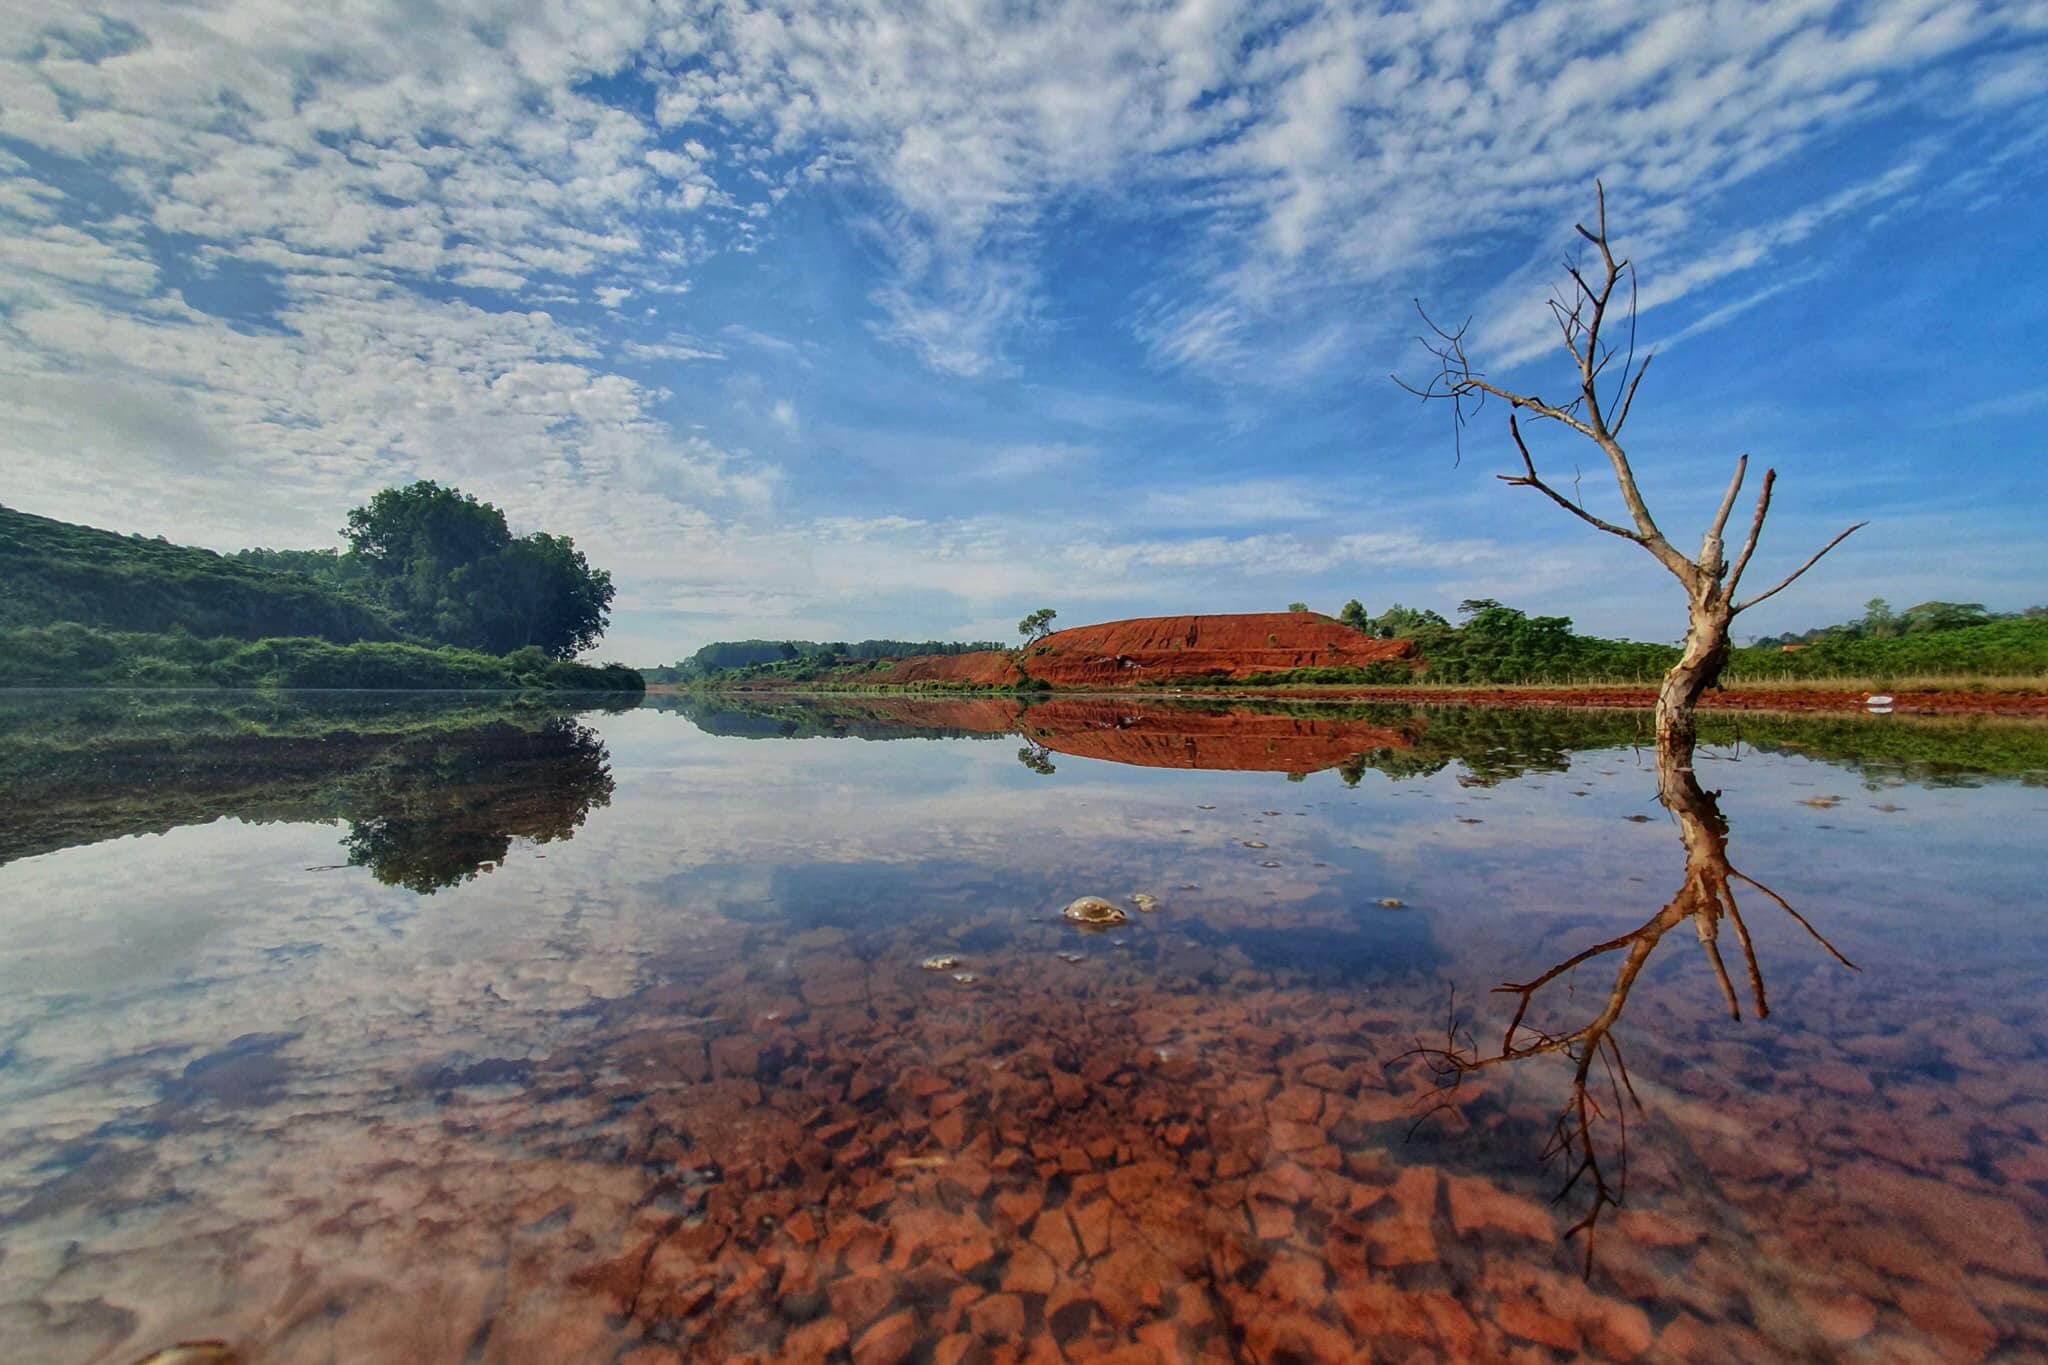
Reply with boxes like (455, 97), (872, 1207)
(3, 1), (2044, 663)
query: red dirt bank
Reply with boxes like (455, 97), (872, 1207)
(868, 613), (1414, 689)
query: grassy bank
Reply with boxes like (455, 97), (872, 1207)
(0, 624), (643, 692)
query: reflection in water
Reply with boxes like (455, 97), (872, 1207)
(1, 693), (617, 892)
(334, 719), (614, 892)
(3, 694), (2046, 1361)
(1415, 734), (1860, 1273)
(658, 689), (2048, 786)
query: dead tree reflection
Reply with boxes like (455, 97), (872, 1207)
(1415, 736), (1857, 1274)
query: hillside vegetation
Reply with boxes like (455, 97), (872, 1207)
(1, 504), (397, 641)
(2, 488), (640, 692)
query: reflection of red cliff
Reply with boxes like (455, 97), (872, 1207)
(1022, 698), (1418, 771)
(868, 613), (1415, 688)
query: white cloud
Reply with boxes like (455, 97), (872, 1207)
(651, 0), (2047, 377)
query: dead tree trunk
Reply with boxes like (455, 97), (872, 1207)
(1399, 184), (1864, 745)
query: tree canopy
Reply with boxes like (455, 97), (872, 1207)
(342, 481), (613, 658)
(1018, 607), (1058, 644)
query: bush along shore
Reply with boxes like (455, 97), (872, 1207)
(1, 625), (642, 692)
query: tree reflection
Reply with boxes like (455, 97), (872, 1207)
(1415, 735), (1858, 1274)
(338, 718), (615, 892)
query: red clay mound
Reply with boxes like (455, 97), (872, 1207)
(1022, 698), (1418, 771)
(867, 651), (1024, 687)
(1017, 612), (1413, 687)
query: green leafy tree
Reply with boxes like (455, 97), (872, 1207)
(444, 533), (614, 658)
(1018, 607), (1058, 644)
(1287, 601), (1310, 613)
(341, 481), (614, 658)
(1339, 599), (1370, 631)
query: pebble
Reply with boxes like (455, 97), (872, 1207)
(1062, 896), (1128, 926)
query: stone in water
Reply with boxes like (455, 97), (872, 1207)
(1063, 896), (1128, 926)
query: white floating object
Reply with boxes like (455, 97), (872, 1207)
(1865, 693), (1894, 714)
(920, 954), (959, 971)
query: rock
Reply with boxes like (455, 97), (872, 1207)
(1072, 1197), (1113, 1258)
(1445, 1175), (1554, 1241)
(851, 1308), (922, 1365)
(134, 1346), (239, 1365)
(1063, 896), (1128, 926)
(708, 1036), (760, 1079)
(1130, 893), (1160, 913)
(1003, 1243), (1058, 1295)
(1050, 1069), (1088, 1108)
(827, 1266), (899, 1327)
(1031, 1209), (1083, 1269)
(968, 1293), (1027, 1338)
(951, 971), (980, 985)
(921, 954), (960, 971)
(782, 1316), (851, 1364)
(1269, 1121), (1323, 1154)
(1496, 1294), (1580, 1352)
(994, 1187), (1043, 1228)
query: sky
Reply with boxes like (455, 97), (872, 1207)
(3, 0), (2045, 664)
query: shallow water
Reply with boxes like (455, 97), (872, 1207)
(2, 691), (2046, 1362)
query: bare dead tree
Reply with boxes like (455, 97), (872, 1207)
(1397, 183), (1867, 748)
(1409, 738), (1857, 1276)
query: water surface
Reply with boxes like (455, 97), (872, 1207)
(3, 691), (2046, 1361)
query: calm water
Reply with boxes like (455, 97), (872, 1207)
(2, 691), (2046, 1362)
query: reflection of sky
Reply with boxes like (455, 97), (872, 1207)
(6, 705), (2042, 1137)
(3, 702), (2048, 1357)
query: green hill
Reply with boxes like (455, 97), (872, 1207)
(0, 498), (640, 692)
(0, 503), (397, 642)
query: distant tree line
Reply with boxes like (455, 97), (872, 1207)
(648, 636), (1007, 681)
(1753, 598), (2043, 647)
(1282, 595), (2048, 685)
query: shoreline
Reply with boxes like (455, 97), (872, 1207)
(649, 681), (2048, 717)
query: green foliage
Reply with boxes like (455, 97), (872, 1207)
(1, 504), (398, 642)
(0, 625), (641, 692)
(1287, 601), (1310, 613)
(1018, 607), (1058, 644)
(5, 488), (624, 689)
(666, 637), (1006, 678)
(1726, 618), (2048, 681)
(1757, 598), (2016, 648)
(1362, 603), (1451, 639)
(1338, 599), (1370, 632)
(343, 481), (613, 658)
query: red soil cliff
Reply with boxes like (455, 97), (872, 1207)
(866, 613), (1414, 689)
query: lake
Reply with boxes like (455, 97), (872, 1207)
(3, 691), (2046, 1362)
